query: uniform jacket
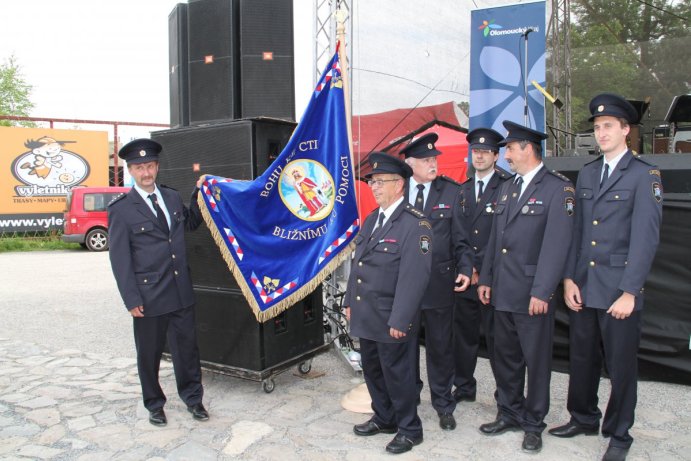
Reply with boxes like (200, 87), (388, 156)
(563, 151), (662, 310)
(458, 167), (513, 300)
(344, 201), (433, 342)
(406, 176), (473, 309)
(479, 166), (575, 313)
(108, 185), (203, 316)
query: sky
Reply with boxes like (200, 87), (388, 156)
(0, 0), (312, 140)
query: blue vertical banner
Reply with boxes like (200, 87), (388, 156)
(469, 1), (546, 158)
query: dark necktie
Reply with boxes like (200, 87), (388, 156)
(477, 180), (484, 200)
(415, 184), (425, 211)
(601, 163), (609, 187)
(370, 212), (385, 239)
(509, 177), (523, 212)
(148, 194), (169, 234)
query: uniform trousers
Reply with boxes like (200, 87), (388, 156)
(415, 306), (456, 414)
(453, 296), (497, 399)
(566, 307), (641, 449)
(494, 307), (554, 433)
(133, 305), (203, 411)
(360, 337), (423, 438)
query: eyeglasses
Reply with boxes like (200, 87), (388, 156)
(367, 179), (400, 187)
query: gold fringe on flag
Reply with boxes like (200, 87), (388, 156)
(197, 191), (356, 323)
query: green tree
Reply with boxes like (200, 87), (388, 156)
(0, 56), (35, 127)
(569, 0), (690, 142)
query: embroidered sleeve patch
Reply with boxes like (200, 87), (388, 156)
(420, 235), (431, 254)
(652, 182), (662, 203)
(565, 196), (575, 216)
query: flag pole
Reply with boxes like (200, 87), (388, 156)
(336, 7), (363, 219)
(336, 9), (354, 168)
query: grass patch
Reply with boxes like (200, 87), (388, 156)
(0, 235), (83, 253)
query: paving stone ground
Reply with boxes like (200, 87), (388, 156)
(0, 251), (689, 460)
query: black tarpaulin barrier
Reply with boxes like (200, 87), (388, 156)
(553, 194), (691, 385)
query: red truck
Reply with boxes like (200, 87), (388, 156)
(62, 186), (130, 251)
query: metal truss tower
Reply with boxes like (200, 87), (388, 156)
(313, 0), (352, 86)
(547, 0), (573, 155)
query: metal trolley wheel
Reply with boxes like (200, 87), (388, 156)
(298, 360), (312, 375)
(262, 378), (276, 393)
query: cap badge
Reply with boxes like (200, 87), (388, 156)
(373, 162), (378, 169)
(598, 104), (605, 112)
(427, 143), (433, 150)
(139, 150), (146, 157)
(479, 137), (485, 143)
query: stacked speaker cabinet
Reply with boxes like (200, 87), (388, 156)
(151, 119), (326, 373)
(238, 0), (295, 120)
(168, 3), (189, 128)
(169, 0), (295, 126)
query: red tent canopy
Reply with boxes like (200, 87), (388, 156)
(351, 102), (469, 220)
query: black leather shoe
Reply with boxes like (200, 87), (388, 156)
(148, 408), (167, 426)
(187, 403), (209, 421)
(602, 446), (629, 461)
(453, 392), (476, 403)
(439, 413), (456, 430)
(522, 431), (542, 453)
(385, 433), (423, 454)
(548, 421), (598, 438)
(353, 419), (397, 436)
(479, 418), (519, 435)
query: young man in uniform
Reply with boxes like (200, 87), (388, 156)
(453, 128), (512, 407)
(548, 94), (663, 461)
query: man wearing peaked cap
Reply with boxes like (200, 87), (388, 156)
(498, 121), (549, 147)
(477, 120), (575, 453)
(117, 138), (162, 164)
(108, 138), (211, 427)
(345, 151), (432, 454)
(453, 128), (512, 410)
(588, 92), (640, 124)
(549, 93), (662, 461)
(400, 133), (473, 432)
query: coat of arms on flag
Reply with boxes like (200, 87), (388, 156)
(197, 45), (359, 322)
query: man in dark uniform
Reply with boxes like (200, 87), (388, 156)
(453, 128), (512, 407)
(400, 133), (473, 431)
(108, 138), (209, 427)
(548, 94), (663, 461)
(345, 152), (432, 454)
(477, 121), (575, 453)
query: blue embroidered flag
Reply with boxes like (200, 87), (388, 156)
(198, 48), (359, 322)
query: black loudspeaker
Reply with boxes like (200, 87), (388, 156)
(193, 287), (324, 371)
(239, 0), (295, 120)
(168, 3), (189, 128)
(152, 118), (296, 290)
(187, 0), (239, 124)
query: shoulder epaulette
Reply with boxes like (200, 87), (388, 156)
(439, 175), (462, 187)
(461, 176), (473, 185)
(584, 155), (603, 167)
(107, 192), (127, 207)
(160, 184), (178, 191)
(632, 155), (655, 167)
(548, 169), (572, 182)
(494, 166), (513, 180)
(403, 203), (426, 219)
